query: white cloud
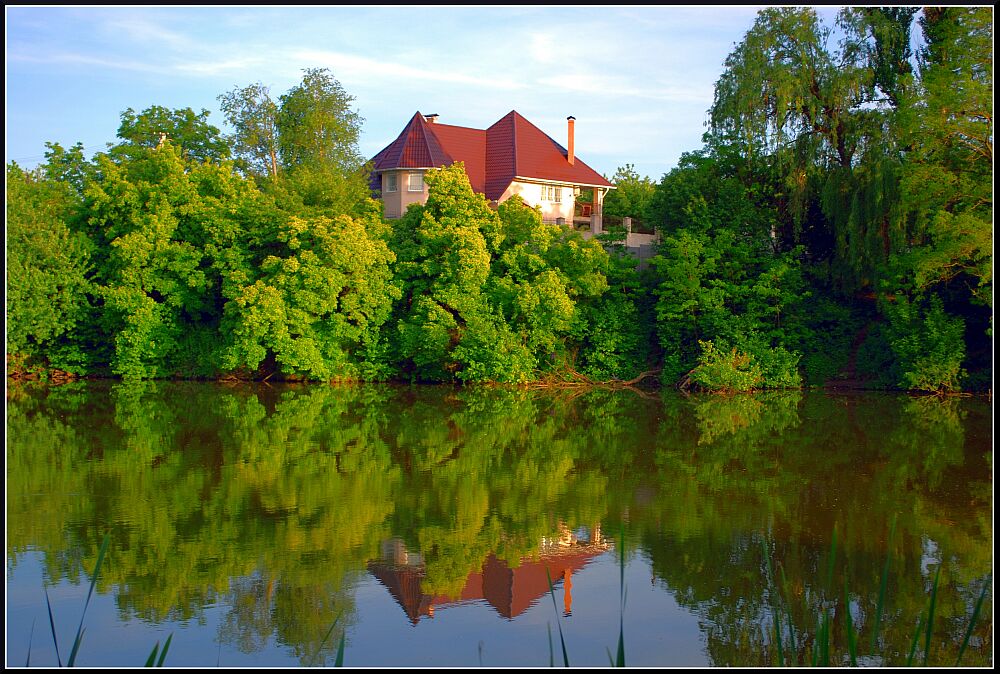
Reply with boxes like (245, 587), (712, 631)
(288, 48), (527, 91)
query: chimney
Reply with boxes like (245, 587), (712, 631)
(425, 113), (439, 124)
(567, 116), (575, 165)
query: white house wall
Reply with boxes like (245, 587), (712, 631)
(499, 181), (576, 223)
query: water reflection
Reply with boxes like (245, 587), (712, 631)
(6, 382), (992, 667)
(370, 526), (610, 624)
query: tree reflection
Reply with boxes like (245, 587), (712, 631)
(5, 383), (992, 666)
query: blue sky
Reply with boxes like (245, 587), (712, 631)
(5, 5), (840, 181)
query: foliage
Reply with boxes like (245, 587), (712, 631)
(82, 146), (234, 378)
(390, 165), (613, 382)
(889, 8), (992, 308)
(110, 105), (230, 164)
(884, 294), (967, 392)
(5, 163), (93, 371)
(277, 68), (365, 175)
(602, 164), (655, 222)
(219, 69), (372, 217)
(218, 82), (281, 180)
(689, 340), (764, 392)
(221, 205), (400, 381)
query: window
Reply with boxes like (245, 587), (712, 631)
(408, 172), (423, 192)
(541, 185), (563, 202)
(386, 173), (398, 192)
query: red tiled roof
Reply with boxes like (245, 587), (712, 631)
(368, 549), (604, 623)
(371, 111), (612, 201)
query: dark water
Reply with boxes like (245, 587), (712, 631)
(5, 382), (993, 667)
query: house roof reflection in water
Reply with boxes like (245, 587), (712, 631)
(368, 527), (610, 624)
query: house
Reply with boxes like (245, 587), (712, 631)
(369, 111), (615, 233)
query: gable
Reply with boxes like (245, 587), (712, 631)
(370, 111), (612, 200)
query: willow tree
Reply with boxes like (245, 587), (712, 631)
(707, 7), (917, 291)
(890, 7), (992, 307)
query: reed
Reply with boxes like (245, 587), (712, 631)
(312, 613), (346, 667)
(44, 533), (111, 667)
(955, 574), (991, 666)
(761, 522), (989, 668)
(544, 568), (570, 667)
(869, 517), (896, 654)
(144, 634), (172, 667)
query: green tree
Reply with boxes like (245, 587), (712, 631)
(218, 82), (281, 180)
(220, 202), (400, 381)
(111, 105), (230, 164)
(268, 68), (372, 215)
(6, 163), (93, 372)
(390, 163), (500, 381)
(602, 164), (656, 223)
(277, 68), (364, 173)
(890, 7), (992, 307)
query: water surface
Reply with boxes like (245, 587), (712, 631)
(6, 382), (993, 666)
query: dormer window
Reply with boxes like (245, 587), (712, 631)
(386, 173), (398, 192)
(408, 172), (423, 192)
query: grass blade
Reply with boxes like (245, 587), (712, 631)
(615, 525), (626, 668)
(311, 613), (342, 667)
(45, 587), (63, 668)
(817, 609), (830, 667)
(548, 623), (554, 667)
(923, 564), (941, 666)
(869, 517), (896, 654)
(68, 532), (111, 667)
(774, 618), (784, 667)
(545, 568), (570, 667)
(156, 633), (172, 667)
(334, 632), (345, 667)
(761, 540), (784, 666)
(778, 565), (796, 655)
(26, 618), (35, 667)
(955, 574), (991, 666)
(144, 642), (160, 667)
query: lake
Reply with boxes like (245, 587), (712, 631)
(5, 381), (993, 667)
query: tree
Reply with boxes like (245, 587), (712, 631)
(602, 164), (656, 222)
(220, 202), (400, 381)
(390, 163), (500, 381)
(890, 7), (992, 307)
(218, 82), (280, 180)
(275, 68), (370, 215)
(6, 163), (92, 372)
(277, 68), (364, 174)
(111, 105), (230, 164)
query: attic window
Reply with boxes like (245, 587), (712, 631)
(408, 172), (423, 192)
(386, 173), (398, 192)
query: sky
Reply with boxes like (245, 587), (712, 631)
(5, 5), (841, 181)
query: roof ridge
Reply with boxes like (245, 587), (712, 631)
(510, 111), (518, 178)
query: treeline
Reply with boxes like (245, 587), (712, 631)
(6, 66), (646, 384)
(604, 7), (992, 392)
(7, 8), (992, 391)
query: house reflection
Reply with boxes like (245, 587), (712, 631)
(368, 524), (611, 624)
